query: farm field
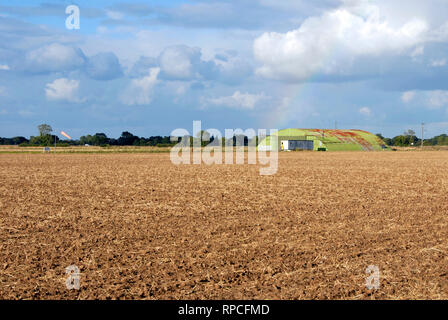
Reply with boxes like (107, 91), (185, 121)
(0, 152), (447, 299)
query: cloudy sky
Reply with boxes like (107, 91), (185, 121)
(2, 0), (448, 139)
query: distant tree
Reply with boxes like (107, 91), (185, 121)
(35, 124), (54, 146)
(233, 134), (247, 147)
(426, 134), (448, 146)
(376, 133), (393, 146)
(80, 135), (92, 145)
(29, 134), (58, 146)
(391, 130), (419, 146)
(383, 138), (393, 146)
(118, 131), (139, 145)
(201, 130), (211, 142)
(197, 130), (213, 147)
(376, 133), (387, 145)
(79, 133), (109, 146)
(11, 136), (28, 145)
(436, 134), (448, 146)
(38, 124), (53, 136)
(93, 133), (109, 145)
(392, 134), (419, 146)
(0, 136), (29, 145)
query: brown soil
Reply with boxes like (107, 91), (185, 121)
(0, 152), (447, 299)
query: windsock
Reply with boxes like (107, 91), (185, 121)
(60, 131), (72, 140)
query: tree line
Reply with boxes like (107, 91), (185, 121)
(376, 129), (448, 147)
(0, 124), (257, 147)
(2, 124), (448, 147)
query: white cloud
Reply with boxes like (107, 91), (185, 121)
(430, 21), (448, 42)
(175, 84), (188, 95)
(430, 58), (446, 67)
(0, 64), (10, 70)
(106, 10), (125, 20)
(121, 67), (160, 105)
(254, 2), (430, 81)
(86, 52), (123, 80)
(159, 46), (200, 80)
(410, 45), (424, 59)
(427, 90), (448, 109)
(401, 90), (448, 109)
(359, 106), (372, 116)
(212, 50), (252, 84)
(45, 78), (81, 102)
(401, 91), (416, 103)
(204, 91), (269, 109)
(26, 43), (85, 73)
(157, 45), (243, 82)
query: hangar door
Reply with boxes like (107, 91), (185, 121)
(288, 140), (314, 151)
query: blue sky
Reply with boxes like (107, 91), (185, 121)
(2, 0), (448, 139)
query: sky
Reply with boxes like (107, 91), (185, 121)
(2, 0), (448, 139)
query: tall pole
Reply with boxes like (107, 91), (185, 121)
(421, 123), (424, 149)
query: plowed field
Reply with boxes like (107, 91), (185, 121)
(0, 152), (447, 299)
